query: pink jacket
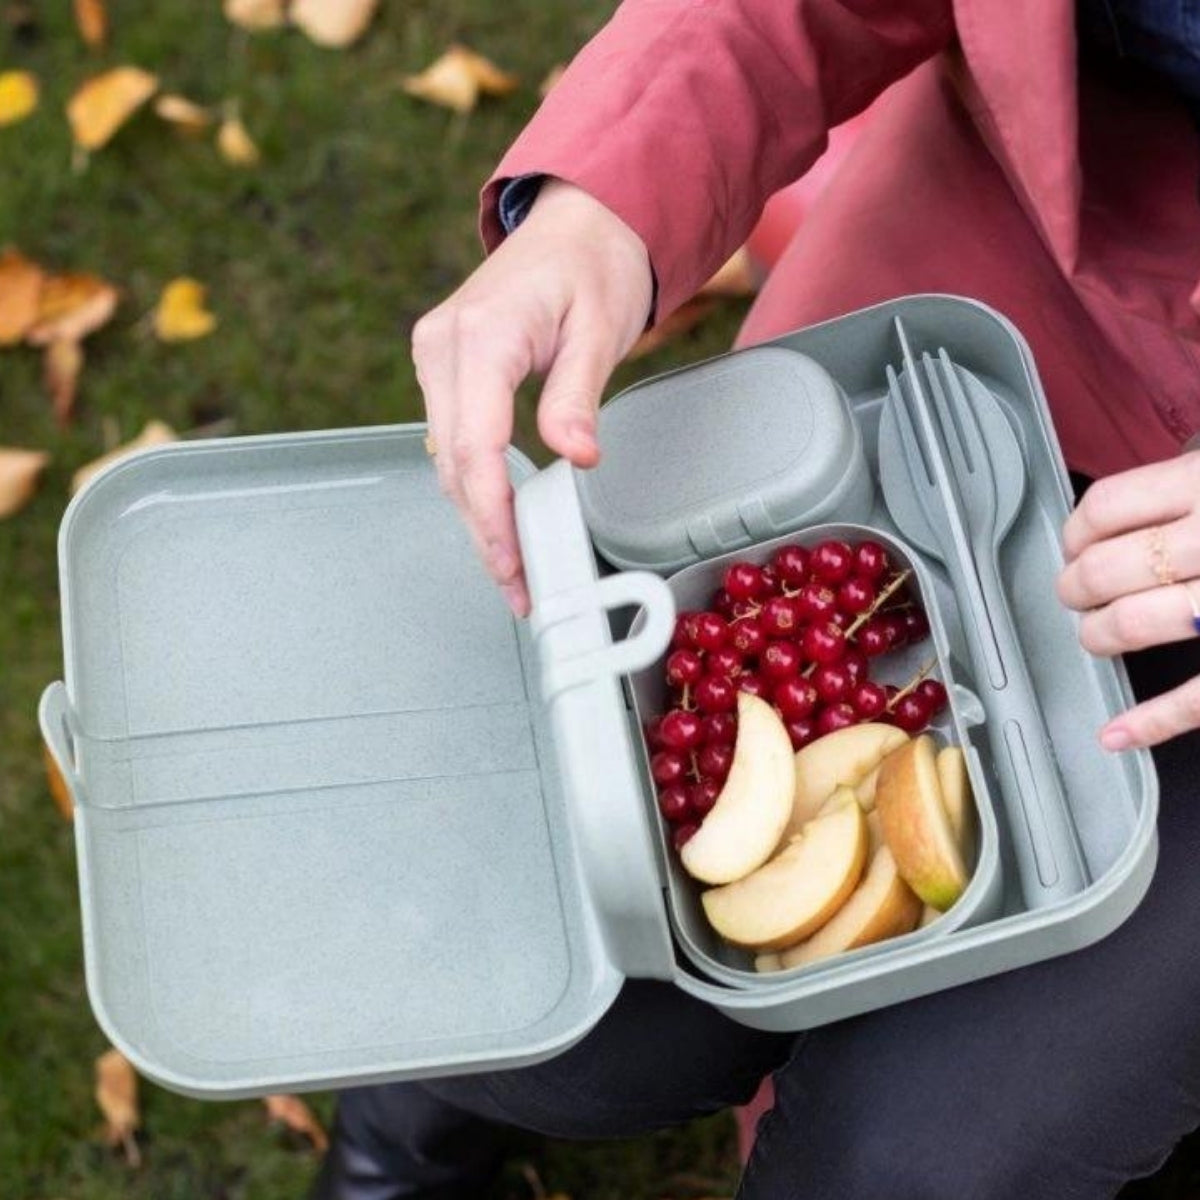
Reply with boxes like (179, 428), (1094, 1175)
(481, 0), (1200, 479)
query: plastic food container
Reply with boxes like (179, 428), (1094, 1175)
(40, 295), (1158, 1099)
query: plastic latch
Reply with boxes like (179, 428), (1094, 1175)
(531, 571), (675, 701)
(39, 682), (82, 810)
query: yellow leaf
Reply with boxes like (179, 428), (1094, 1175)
(217, 111), (260, 165)
(26, 272), (118, 346)
(291, 0), (379, 47)
(67, 67), (158, 151)
(0, 446), (48, 518)
(402, 45), (520, 114)
(264, 1094), (330, 1152)
(538, 63), (566, 98)
(0, 70), (38, 127)
(154, 278), (217, 342)
(95, 1048), (141, 1168)
(44, 338), (84, 424)
(224, 0), (286, 30)
(626, 297), (716, 360)
(698, 247), (758, 299)
(154, 94), (213, 135)
(72, 420), (177, 495)
(44, 741), (73, 820)
(74, 0), (107, 47)
(0, 247), (45, 345)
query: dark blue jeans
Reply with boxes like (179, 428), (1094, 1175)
(318, 637), (1200, 1200)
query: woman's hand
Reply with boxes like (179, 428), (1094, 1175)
(1056, 451), (1200, 749)
(411, 180), (653, 618)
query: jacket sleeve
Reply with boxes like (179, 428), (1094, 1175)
(480, 0), (956, 320)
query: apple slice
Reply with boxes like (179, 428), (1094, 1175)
(755, 952), (782, 974)
(701, 791), (868, 950)
(789, 723), (908, 832)
(937, 745), (976, 867)
(680, 692), (794, 885)
(876, 735), (968, 911)
(919, 904), (942, 928)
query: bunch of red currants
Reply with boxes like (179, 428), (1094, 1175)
(645, 538), (949, 848)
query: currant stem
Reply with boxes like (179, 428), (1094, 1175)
(886, 657), (937, 711)
(845, 569), (913, 640)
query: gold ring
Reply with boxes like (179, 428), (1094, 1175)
(423, 433), (438, 457)
(1149, 525), (1177, 587)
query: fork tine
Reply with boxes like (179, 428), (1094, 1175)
(936, 348), (992, 476)
(885, 364), (934, 490)
(921, 351), (973, 480)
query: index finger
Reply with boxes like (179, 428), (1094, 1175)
(1061, 454), (1196, 561)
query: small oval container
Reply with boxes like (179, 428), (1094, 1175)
(578, 347), (874, 573)
(628, 523), (1003, 989)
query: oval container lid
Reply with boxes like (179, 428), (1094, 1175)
(578, 345), (870, 572)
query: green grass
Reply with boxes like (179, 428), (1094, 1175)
(0, 3), (748, 1197)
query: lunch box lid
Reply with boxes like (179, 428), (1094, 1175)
(41, 427), (676, 1097)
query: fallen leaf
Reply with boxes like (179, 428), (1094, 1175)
(44, 338), (83, 424)
(154, 94), (213, 135)
(154, 278), (217, 342)
(263, 1094), (329, 1152)
(291, 0), (379, 47)
(698, 246), (758, 298)
(27, 272), (118, 346)
(44, 741), (73, 820)
(538, 63), (566, 98)
(224, 0), (286, 30)
(0, 446), (48, 518)
(0, 247), (45, 345)
(95, 1048), (140, 1168)
(72, 420), (176, 494)
(0, 70), (38, 126)
(73, 0), (106, 47)
(626, 297), (716, 360)
(217, 109), (260, 165)
(402, 44), (520, 114)
(67, 67), (158, 151)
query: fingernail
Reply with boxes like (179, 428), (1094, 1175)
(566, 420), (595, 449)
(1101, 727), (1132, 752)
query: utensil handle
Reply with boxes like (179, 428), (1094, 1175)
(948, 553), (1088, 906)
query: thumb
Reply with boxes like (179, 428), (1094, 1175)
(537, 335), (615, 468)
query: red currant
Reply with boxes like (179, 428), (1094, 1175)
(690, 778), (722, 816)
(809, 539), (854, 584)
(713, 588), (735, 617)
(697, 742), (733, 782)
(770, 544), (810, 586)
(761, 640), (802, 682)
(702, 712), (738, 745)
(878, 613), (908, 649)
(830, 610), (852, 630)
(671, 612), (697, 650)
(724, 561), (767, 601)
(730, 617), (767, 658)
(657, 784), (691, 822)
(785, 715), (819, 750)
(695, 674), (737, 713)
(760, 565), (781, 595)
(737, 673), (770, 699)
(760, 595), (801, 638)
(891, 691), (933, 733)
(651, 751), (687, 786)
(857, 618), (891, 657)
(706, 647), (743, 679)
(665, 649), (703, 688)
(903, 608), (931, 642)
(802, 621), (846, 665)
(693, 611), (728, 651)
(816, 702), (858, 735)
(813, 661), (852, 704)
(854, 540), (890, 581)
(673, 822), (700, 850)
(837, 576), (877, 615)
(841, 647), (869, 686)
(916, 678), (949, 715)
(644, 717), (666, 751)
(796, 582), (837, 622)
(774, 677), (818, 720)
(658, 708), (705, 751)
(851, 680), (889, 719)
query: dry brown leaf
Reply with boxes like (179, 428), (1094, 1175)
(27, 272), (118, 346)
(154, 278), (217, 341)
(627, 298), (716, 360)
(73, 0), (107, 47)
(263, 1094), (329, 1152)
(72, 420), (176, 495)
(95, 1048), (140, 1167)
(0, 70), (38, 126)
(0, 247), (45, 345)
(0, 446), (48, 518)
(698, 247), (758, 299)
(44, 338), (83, 424)
(217, 110), (260, 165)
(402, 45), (520, 114)
(224, 0), (287, 30)
(67, 67), (158, 151)
(154, 94), (213, 135)
(291, 0), (379, 47)
(44, 741), (73, 820)
(538, 63), (566, 98)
